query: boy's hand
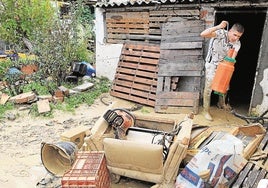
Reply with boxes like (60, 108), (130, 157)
(218, 21), (228, 29)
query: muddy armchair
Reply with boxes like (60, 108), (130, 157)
(103, 113), (194, 187)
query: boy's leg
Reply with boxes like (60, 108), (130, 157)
(217, 94), (232, 110)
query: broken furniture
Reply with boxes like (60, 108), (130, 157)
(83, 102), (194, 187)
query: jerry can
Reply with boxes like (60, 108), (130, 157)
(211, 56), (236, 95)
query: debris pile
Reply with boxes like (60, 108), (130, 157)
(39, 103), (267, 188)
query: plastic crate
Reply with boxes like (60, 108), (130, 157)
(61, 151), (111, 188)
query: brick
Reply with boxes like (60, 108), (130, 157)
(61, 151), (111, 188)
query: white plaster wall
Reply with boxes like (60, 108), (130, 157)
(95, 7), (123, 81)
(255, 68), (268, 117)
(96, 43), (123, 81)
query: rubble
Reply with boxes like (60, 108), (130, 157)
(38, 100), (267, 188)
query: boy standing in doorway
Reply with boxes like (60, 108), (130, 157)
(200, 21), (244, 121)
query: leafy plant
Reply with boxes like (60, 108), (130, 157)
(0, 0), (55, 51)
(32, 0), (95, 86)
(0, 0), (101, 119)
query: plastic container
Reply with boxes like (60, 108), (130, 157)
(41, 141), (78, 177)
(211, 56), (236, 95)
(81, 61), (96, 77)
(72, 61), (96, 77)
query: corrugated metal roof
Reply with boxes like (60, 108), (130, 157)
(96, 0), (214, 7)
(96, 0), (199, 7)
(96, 0), (268, 8)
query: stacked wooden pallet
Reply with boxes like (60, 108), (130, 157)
(155, 19), (205, 114)
(110, 43), (160, 107)
(106, 12), (149, 43)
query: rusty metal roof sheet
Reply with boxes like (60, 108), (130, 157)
(96, 0), (268, 8)
(96, 0), (199, 7)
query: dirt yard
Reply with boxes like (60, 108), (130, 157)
(0, 93), (246, 188)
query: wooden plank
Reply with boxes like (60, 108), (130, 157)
(149, 22), (161, 28)
(116, 67), (157, 78)
(124, 43), (160, 52)
(230, 162), (254, 187)
(158, 70), (202, 77)
(247, 133), (268, 187)
(160, 42), (202, 50)
(112, 79), (157, 93)
(162, 21), (204, 30)
(107, 28), (149, 34)
(158, 63), (203, 71)
(157, 91), (199, 99)
(161, 28), (203, 36)
(120, 55), (159, 65)
(149, 9), (199, 16)
(156, 98), (196, 106)
(107, 33), (161, 41)
(121, 49), (160, 59)
(161, 34), (203, 42)
(118, 61), (158, 72)
(107, 23), (149, 29)
(155, 104), (199, 114)
(114, 73), (157, 86)
(164, 77), (171, 92)
(111, 85), (156, 99)
(106, 12), (149, 20)
(156, 77), (164, 92)
(252, 169), (267, 188)
(159, 58), (203, 65)
(160, 49), (203, 57)
(110, 91), (155, 106)
(149, 29), (161, 35)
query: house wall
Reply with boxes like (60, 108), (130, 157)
(95, 7), (123, 80)
(94, 2), (268, 116)
(250, 11), (268, 117)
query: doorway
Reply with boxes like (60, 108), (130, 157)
(211, 8), (267, 114)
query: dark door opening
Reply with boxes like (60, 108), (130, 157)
(211, 8), (266, 113)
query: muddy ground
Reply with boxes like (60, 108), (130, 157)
(0, 93), (246, 188)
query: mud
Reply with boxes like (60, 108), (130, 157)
(0, 93), (246, 188)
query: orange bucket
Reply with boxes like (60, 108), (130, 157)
(211, 56), (236, 95)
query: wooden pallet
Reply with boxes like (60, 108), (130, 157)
(231, 131), (268, 187)
(106, 12), (149, 43)
(149, 8), (200, 42)
(110, 43), (160, 107)
(155, 19), (204, 114)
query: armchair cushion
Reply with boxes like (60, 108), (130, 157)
(103, 138), (163, 174)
